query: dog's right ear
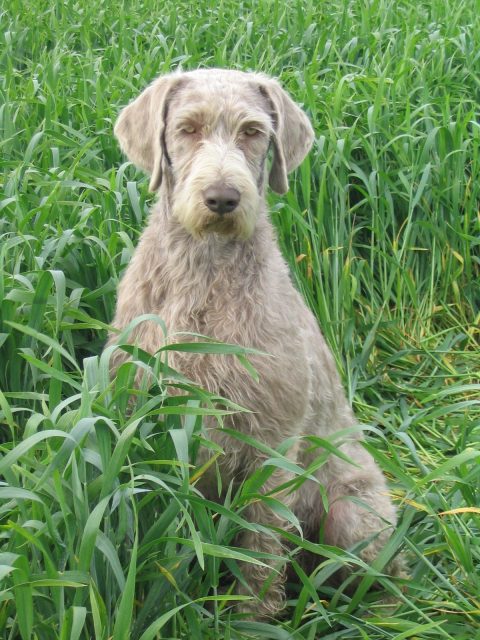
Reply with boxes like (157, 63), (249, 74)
(114, 75), (179, 192)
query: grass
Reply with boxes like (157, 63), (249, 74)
(0, 0), (479, 637)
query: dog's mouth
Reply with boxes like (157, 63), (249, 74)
(172, 191), (256, 241)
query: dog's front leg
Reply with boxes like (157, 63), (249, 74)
(235, 465), (296, 619)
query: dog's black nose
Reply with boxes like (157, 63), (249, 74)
(203, 184), (240, 215)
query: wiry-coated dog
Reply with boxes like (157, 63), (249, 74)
(108, 69), (402, 617)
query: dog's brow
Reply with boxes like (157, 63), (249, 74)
(174, 105), (272, 131)
(174, 107), (212, 125)
(237, 116), (272, 133)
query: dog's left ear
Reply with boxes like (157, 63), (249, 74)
(259, 79), (314, 194)
(114, 74), (181, 192)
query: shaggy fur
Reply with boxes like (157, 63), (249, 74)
(108, 69), (402, 618)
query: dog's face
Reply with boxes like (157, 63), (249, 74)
(165, 78), (272, 239)
(114, 70), (314, 240)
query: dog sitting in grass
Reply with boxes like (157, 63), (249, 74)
(108, 69), (402, 617)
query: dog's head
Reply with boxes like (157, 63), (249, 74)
(114, 69), (314, 239)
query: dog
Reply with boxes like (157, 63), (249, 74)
(107, 69), (402, 617)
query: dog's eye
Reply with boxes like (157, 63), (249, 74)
(243, 127), (260, 137)
(180, 124), (196, 134)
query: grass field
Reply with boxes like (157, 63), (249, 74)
(1, 0), (479, 638)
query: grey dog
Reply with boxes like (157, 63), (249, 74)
(108, 69), (402, 617)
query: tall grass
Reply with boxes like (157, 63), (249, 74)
(1, 0), (479, 638)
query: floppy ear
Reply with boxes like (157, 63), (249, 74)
(259, 79), (314, 194)
(114, 75), (179, 192)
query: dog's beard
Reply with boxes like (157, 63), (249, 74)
(173, 198), (258, 240)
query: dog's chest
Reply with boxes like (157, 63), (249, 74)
(157, 247), (265, 341)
